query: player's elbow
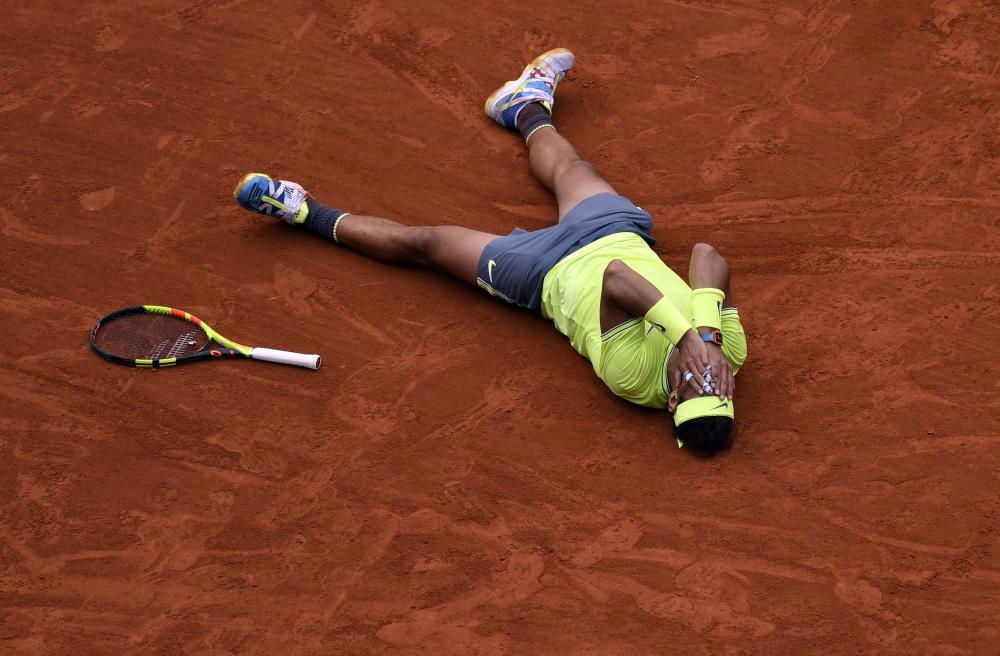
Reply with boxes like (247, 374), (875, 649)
(604, 258), (628, 279)
(603, 258), (628, 289)
(602, 259), (630, 303)
(691, 242), (716, 257)
(692, 242), (726, 262)
(692, 242), (729, 274)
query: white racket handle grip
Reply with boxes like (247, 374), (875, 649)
(249, 347), (321, 370)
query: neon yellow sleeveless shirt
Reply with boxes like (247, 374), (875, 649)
(540, 233), (747, 409)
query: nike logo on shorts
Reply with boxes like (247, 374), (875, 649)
(488, 259), (497, 283)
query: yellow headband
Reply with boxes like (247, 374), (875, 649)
(673, 395), (735, 427)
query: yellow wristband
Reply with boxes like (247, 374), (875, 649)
(645, 297), (692, 345)
(691, 288), (725, 331)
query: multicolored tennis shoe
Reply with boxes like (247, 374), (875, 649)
(484, 48), (575, 129)
(232, 173), (310, 224)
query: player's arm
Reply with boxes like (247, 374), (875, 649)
(600, 259), (713, 395)
(688, 242), (733, 305)
(687, 243), (735, 399)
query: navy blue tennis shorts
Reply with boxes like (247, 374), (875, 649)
(476, 193), (656, 311)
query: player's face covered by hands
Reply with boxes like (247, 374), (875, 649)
(704, 344), (734, 400)
(667, 345), (735, 415)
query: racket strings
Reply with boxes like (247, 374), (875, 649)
(94, 313), (210, 360)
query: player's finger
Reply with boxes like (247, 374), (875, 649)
(697, 346), (710, 370)
(717, 361), (730, 399)
(688, 361), (708, 394)
(681, 368), (699, 394)
(715, 364), (727, 399)
(703, 364), (716, 395)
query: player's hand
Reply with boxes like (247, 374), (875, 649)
(676, 330), (711, 394)
(706, 343), (734, 400)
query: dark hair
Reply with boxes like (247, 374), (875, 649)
(675, 416), (735, 454)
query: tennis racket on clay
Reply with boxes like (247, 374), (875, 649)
(90, 305), (321, 370)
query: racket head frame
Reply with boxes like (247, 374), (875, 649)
(89, 305), (251, 368)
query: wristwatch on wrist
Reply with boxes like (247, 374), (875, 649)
(699, 329), (723, 346)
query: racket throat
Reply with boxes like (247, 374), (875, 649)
(209, 347), (245, 359)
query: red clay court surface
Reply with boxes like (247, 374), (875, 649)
(2, 1), (999, 654)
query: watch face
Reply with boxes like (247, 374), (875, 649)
(701, 330), (723, 346)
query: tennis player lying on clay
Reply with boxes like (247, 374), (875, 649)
(232, 48), (748, 453)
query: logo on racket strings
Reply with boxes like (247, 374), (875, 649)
(147, 332), (199, 359)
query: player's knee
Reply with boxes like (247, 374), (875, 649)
(404, 227), (436, 263)
(553, 156), (593, 183)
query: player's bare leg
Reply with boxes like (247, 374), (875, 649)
(232, 173), (498, 285)
(332, 213), (497, 285)
(483, 48), (614, 221)
(523, 123), (616, 220)
(234, 48), (609, 286)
